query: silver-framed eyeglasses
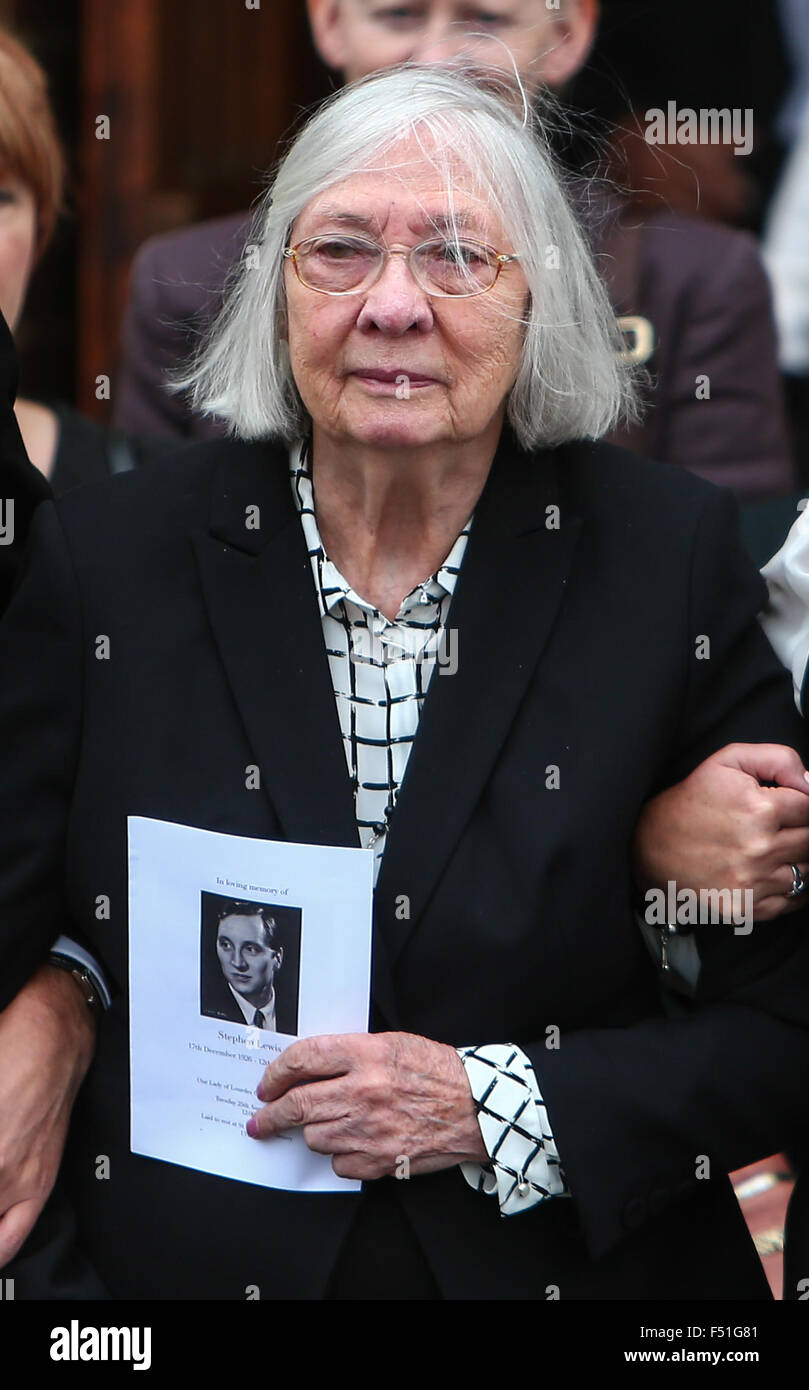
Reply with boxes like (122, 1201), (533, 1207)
(283, 234), (520, 299)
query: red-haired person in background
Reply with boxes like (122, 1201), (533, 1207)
(0, 26), (164, 492)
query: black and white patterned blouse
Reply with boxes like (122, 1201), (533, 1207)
(291, 440), (567, 1216)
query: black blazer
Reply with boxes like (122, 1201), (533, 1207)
(3, 429), (809, 1300)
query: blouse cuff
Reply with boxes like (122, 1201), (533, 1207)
(456, 1042), (568, 1217)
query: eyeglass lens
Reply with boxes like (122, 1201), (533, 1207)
(293, 236), (499, 295)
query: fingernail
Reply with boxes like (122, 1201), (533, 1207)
(246, 1116), (258, 1138)
(255, 1084), (265, 1101)
(803, 771), (809, 784)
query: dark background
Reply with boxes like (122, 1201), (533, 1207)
(7, 0), (332, 411)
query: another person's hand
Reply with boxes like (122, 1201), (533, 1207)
(0, 963), (96, 1267)
(632, 743), (809, 920)
(249, 1032), (488, 1178)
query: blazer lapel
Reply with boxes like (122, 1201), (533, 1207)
(192, 441), (359, 850)
(374, 433), (582, 964)
(191, 440), (403, 1026)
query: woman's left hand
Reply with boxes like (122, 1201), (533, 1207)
(248, 1032), (488, 1178)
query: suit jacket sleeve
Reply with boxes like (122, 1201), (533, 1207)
(650, 223), (795, 501)
(0, 500), (84, 1010)
(530, 485), (809, 1260)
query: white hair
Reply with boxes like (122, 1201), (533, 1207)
(175, 65), (638, 449)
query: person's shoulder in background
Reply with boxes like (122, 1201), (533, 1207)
(126, 212), (253, 323)
(45, 402), (179, 497)
(113, 212), (252, 442)
(609, 206), (796, 503)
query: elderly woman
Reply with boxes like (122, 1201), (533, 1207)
(2, 67), (809, 1302)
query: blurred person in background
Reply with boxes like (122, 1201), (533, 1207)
(0, 23), (165, 1291)
(0, 301), (105, 1296)
(0, 25), (162, 494)
(573, 0), (791, 230)
(113, 0), (795, 503)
